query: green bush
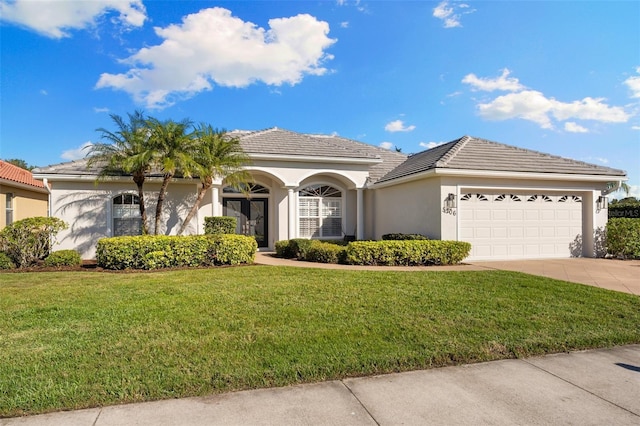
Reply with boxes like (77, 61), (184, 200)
(607, 218), (640, 259)
(345, 240), (471, 266)
(204, 217), (237, 235)
(44, 250), (82, 267)
(0, 217), (67, 268)
(382, 233), (429, 240)
(142, 250), (174, 270)
(275, 240), (295, 258)
(0, 252), (16, 270)
(305, 241), (347, 263)
(96, 234), (257, 270)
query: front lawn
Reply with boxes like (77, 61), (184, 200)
(1, 266), (639, 417)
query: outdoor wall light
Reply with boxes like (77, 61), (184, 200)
(443, 193), (457, 215)
(597, 195), (608, 211)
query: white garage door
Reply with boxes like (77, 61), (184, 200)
(459, 191), (583, 260)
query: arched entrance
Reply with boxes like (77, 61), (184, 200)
(222, 184), (269, 247)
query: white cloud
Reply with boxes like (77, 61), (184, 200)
(564, 122), (589, 133)
(340, 21), (349, 28)
(433, 1), (474, 28)
(61, 142), (93, 161)
(632, 126), (640, 131)
(39, 89), (47, 96)
(462, 68), (525, 92)
(0, 0), (146, 38)
(379, 142), (394, 150)
(623, 67), (640, 98)
(96, 8), (336, 109)
(467, 70), (631, 129)
(93, 107), (110, 113)
(385, 120), (416, 132)
(419, 141), (445, 149)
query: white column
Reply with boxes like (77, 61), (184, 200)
(287, 188), (296, 239)
(356, 188), (364, 240)
(211, 186), (220, 216)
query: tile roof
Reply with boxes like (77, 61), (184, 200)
(0, 160), (45, 188)
(235, 127), (382, 160)
(33, 128), (408, 182)
(377, 135), (626, 183)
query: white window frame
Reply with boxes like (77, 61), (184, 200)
(112, 193), (142, 236)
(5, 193), (14, 226)
(297, 184), (344, 239)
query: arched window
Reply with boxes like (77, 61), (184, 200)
(223, 183), (270, 195)
(298, 185), (342, 238)
(113, 194), (142, 236)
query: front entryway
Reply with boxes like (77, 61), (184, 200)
(223, 198), (268, 248)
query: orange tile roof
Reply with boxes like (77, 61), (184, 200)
(0, 160), (45, 188)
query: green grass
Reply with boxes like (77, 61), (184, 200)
(1, 266), (639, 417)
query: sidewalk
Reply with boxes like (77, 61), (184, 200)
(4, 345), (639, 425)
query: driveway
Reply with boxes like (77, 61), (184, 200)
(255, 252), (640, 296)
(470, 258), (640, 296)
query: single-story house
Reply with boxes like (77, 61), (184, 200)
(32, 128), (626, 261)
(0, 160), (49, 230)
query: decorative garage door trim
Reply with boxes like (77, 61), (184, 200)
(459, 191), (583, 260)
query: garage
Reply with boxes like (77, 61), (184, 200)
(459, 191), (583, 260)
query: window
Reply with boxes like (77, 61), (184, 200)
(5, 193), (13, 225)
(113, 194), (142, 236)
(298, 185), (342, 238)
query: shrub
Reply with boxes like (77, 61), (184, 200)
(275, 240), (295, 258)
(0, 252), (15, 270)
(305, 241), (347, 263)
(0, 217), (67, 268)
(142, 250), (174, 270)
(96, 234), (257, 270)
(345, 240), (471, 266)
(607, 218), (640, 259)
(382, 233), (429, 240)
(44, 250), (82, 267)
(204, 217), (237, 235)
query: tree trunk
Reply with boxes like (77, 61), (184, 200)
(177, 181), (210, 235)
(133, 172), (149, 235)
(154, 173), (173, 235)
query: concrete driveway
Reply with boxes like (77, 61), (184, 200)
(471, 258), (640, 296)
(255, 252), (640, 296)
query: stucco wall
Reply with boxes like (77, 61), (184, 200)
(0, 185), (48, 229)
(372, 177), (442, 240)
(49, 179), (198, 259)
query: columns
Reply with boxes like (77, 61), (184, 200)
(287, 188), (296, 239)
(356, 188), (364, 240)
(211, 186), (220, 216)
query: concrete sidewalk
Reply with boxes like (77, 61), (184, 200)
(4, 345), (639, 425)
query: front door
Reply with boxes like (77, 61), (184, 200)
(223, 198), (268, 248)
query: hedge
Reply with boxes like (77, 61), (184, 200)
(44, 250), (82, 267)
(382, 233), (429, 240)
(204, 217), (237, 235)
(345, 240), (471, 266)
(0, 252), (15, 270)
(607, 218), (640, 259)
(275, 239), (471, 266)
(96, 234), (257, 270)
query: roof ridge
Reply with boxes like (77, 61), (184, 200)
(329, 135), (408, 159)
(435, 135), (471, 167)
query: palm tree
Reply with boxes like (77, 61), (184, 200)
(177, 125), (251, 235)
(145, 117), (196, 235)
(87, 111), (154, 235)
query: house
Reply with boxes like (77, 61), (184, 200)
(0, 160), (49, 230)
(32, 128), (626, 261)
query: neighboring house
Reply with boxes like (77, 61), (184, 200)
(32, 128), (626, 261)
(0, 160), (49, 229)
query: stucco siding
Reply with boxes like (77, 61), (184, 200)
(49, 180), (198, 259)
(0, 186), (48, 229)
(372, 178), (442, 240)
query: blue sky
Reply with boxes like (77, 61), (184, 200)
(1, 0), (638, 197)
